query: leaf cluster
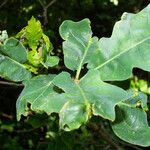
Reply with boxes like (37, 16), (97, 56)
(0, 4), (150, 147)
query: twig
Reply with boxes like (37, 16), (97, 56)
(1, 113), (13, 119)
(38, 0), (45, 7)
(0, 80), (23, 87)
(118, 141), (143, 150)
(46, 0), (57, 9)
(88, 123), (123, 150)
(38, 0), (57, 27)
(15, 127), (38, 133)
(89, 122), (143, 150)
(0, 0), (8, 9)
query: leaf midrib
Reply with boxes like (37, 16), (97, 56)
(0, 54), (26, 69)
(75, 37), (92, 80)
(95, 36), (150, 70)
(22, 81), (53, 105)
(75, 83), (89, 104)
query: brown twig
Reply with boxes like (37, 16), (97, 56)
(0, 0), (8, 9)
(118, 141), (143, 150)
(88, 123), (123, 150)
(0, 80), (23, 87)
(88, 122), (143, 150)
(38, 0), (57, 27)
(1, 113), (13, 120)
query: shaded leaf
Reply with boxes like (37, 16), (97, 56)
(0, 53), (31, 82)
(59, 102), (89, 131)
(1, 37), (28, 63)
(45, 56), (59, 68)
(125, 90), (148, 111)
(111, 104), (150, 147)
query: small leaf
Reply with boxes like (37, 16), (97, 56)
(42, 33), (52, 52)
(26, 16), (43, 50)
(27, 113), (49, 128)
(125, 90), (148, 111)
(0, 30), (8, 42)
(45, 56), (59, 68)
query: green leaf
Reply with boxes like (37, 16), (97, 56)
(89, 4), (150, 81)
(16, 16), (54, 69)
(111, 104), (150, 147)
(17, 70), (127, 130)
(44, 56), (59, 68)
(42, 33), (52, 52)
(53, 70), (127, 130)
(27, 113), (49, 128)
(59, 102), (89, 131)
(16, 74), (67, 120)
(1, 37), (28, 63)
(0, 53), (31, 82)
(26, 16), (43, 50)
(0, 30), (8, 42)
(125, 90), (148, 111)
(60, 5), (150, 81)
(59, 19), (99, 74)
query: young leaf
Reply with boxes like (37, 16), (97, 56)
(42, 33), (52, 52)
(44, 56), (59, 68)
(0, 53), (31, 82)
(111, 104), (150, 146)
(26, 16), (43, 50)
(125, 90), (148, 111)
(89, 4), (150, 81)
(16, 16), (54, 69)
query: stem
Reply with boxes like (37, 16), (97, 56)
(0, 0), (8, 9)
(75, 38), (92, 80)
(88, 123), (123, 150)
(38, 0), (57, 27)
(0, 80), (23, 87)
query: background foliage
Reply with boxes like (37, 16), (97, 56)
(0, 0), (150, 149)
